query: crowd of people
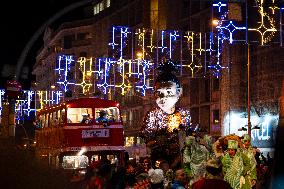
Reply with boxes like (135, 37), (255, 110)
(75, 133), (273, 189)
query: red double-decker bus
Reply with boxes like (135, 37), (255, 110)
(35, 97), (126, 172)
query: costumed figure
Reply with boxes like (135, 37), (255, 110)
(240, 134), (257, 188)
(183, 135), (209, 185)
(220, 137), (253, 189)
(140, 60), (191, 168)
(200, 134), (216, 159)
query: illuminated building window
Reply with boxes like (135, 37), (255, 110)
(106, 0), (110, 8)
(93, 0), (110, 15)
(213, 109), (220, 124)
(94, 4), (100, 15)
(99, 2), (104, 11)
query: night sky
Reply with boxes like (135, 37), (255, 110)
(0, 0), (85, 89)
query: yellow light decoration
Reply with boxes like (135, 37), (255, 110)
(76, 57), (93, 94)
(36, 91), (44, 111)
(146, 29), (155, 52)
(167, 112), (182, 132)
(268, 0), (279, 15)
(183, 31), (203, 77)
(196, 32), (206, 55)
(136, 28), (146, 59)
(248, 0), (277, 45)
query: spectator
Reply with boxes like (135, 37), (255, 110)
(125, 161), (137, 188)
(171, 169), (187, 189)
(192, 158), (232, 189)
(81, 113), (91, 124)
(240, 134), (257, 188)
(160, 160), (174, 189)
(96, 110), (108, 123)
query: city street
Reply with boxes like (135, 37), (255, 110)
(0, 138), (83, 189)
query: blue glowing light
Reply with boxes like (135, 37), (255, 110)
(213, 2), (227, 13)
(96, 58), (115, 94)
(0, 89), (5, 116)
(135, 60), (154, 96)
(22, 90), (36, 117)
(217, 21), (246, 44)
(56, 55), (75, 92)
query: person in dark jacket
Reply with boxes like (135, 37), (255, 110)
(192, 158), (232, 189)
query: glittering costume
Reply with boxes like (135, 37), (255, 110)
(142, 107), (191, 134)
(140, 107), (191, 164)
(221, 150), (252, 189)
(183, 136), (209, 184)
(240, 147), (257, 187)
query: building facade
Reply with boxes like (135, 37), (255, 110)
(31, 0), (284, 154)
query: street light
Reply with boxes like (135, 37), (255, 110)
(212, 19), (219, 26)
(247, 43), (251, 137)
(136, 52), (143, 59)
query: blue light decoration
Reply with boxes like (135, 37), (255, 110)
(0, 89), (5, 116)
(114, 58), (132, 95)
(157, 30), (168, 53)
(14, 90), (64, 123)
(15, 99), (25, 123)
(216, 21), (247, 44)
(56, 55), (75, 92)
(281, 7), (284, 46)
(169, 31), (180, 59)
(55, 91), (63, 104)
(157, 30), (180, 59)
(213, 1), (227, 13)
(22, 90), (36, 117)
(207, 32), (227, 78)
(109, 26), (131, 59)
(34, 90), (64, 111)
(95, 58), (116, 94)
(95, 25), (225, 95)
(135, 59), (154, 96)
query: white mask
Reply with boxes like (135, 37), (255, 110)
(155, 82), (181, 114)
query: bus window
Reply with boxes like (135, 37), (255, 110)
(91, 155), (99, 162)
(67, 108), (93, 123)
(95, 107), (121, 123)
(62, 155), (89, 169)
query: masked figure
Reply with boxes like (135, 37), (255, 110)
(140, 60), (191, 168)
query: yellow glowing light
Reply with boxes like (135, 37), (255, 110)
(183, 31), (202, 77)
(269, 0), (279, 15)
(135, 29), (146, 60)
(167, 113), (182, 132)
(76, 57), (93, 94)
(86, 71), (92, 76)
(136, 52), (143, 59)
(36, 91), (44, 111)
(146, 29), (155, 52)
(212, 19), (219, 26)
